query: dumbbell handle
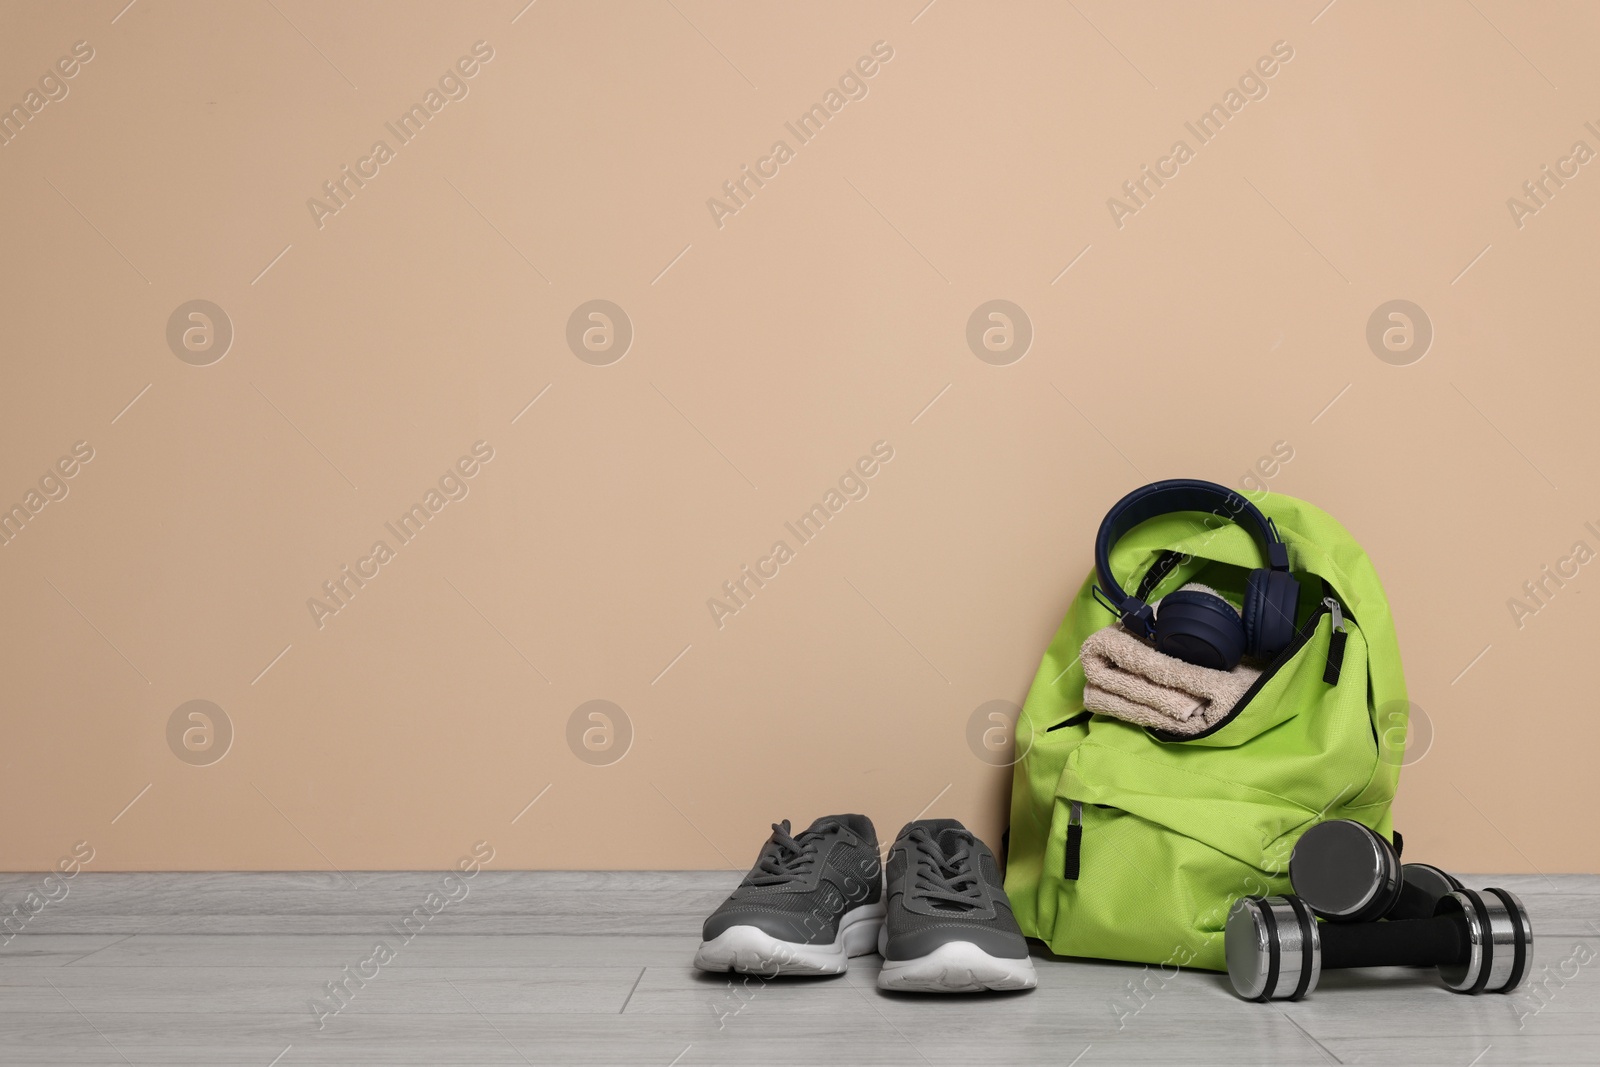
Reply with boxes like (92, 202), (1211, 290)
(1322, 914), (1465, 970)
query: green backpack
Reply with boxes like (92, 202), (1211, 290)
(1004, 488), (1408, 972)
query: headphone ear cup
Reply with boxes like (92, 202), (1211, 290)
(1152, 589), (1246, 671)
(1244, 569), (1301, 660)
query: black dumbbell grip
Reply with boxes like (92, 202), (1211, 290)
(1322, 916), (1465, 970)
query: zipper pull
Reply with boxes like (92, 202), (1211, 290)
(1322, 597), (1348, 685)
(1062, 801), (1083, 881)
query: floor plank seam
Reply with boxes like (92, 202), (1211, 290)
(618, 965), (647, 1014)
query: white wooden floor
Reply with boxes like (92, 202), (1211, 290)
(0, 871), (1594, 1065)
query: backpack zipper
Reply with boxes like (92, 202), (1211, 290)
(1322, 596), (1349, 685)
(1046, 710), (1094, 733)
(1062, 800), (1084, 880)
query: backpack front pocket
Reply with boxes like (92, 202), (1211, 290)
(1039, 794), (1292, 971)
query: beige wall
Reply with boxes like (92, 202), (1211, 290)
(2, 1), (1597, 874)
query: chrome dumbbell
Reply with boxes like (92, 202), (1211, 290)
(1289, 819), (1463, 923)
(1226, 888), (1533, 1001)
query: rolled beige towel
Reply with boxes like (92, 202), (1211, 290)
(1080, 623), (1262, 735)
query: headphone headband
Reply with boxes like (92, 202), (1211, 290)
(1094, 479), (1289, 635)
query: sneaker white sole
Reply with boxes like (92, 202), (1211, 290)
(876, 939), (1039, 993)
(693, 902), (885, 976)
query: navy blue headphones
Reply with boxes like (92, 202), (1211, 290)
(1094, 479), (1301, 671)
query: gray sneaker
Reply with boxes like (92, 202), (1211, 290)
(878, 819), (1038, 992)
(694, 814), (884, 976)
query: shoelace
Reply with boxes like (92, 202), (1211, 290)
(905, 827), (985, 911)
(748, 820), (826, 886)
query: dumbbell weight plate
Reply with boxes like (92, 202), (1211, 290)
(1490, 889), (1535, 994)
(1435, 888), (1533, 994)
(1226, 896), (1320, 1001)
(1393, 863), (1463, 922)
(1289, 820), (1401, 922)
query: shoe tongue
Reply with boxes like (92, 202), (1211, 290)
(936, 827), (976, 856)
(899, 818), (971, 854)
(806, 813), (872, 840)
